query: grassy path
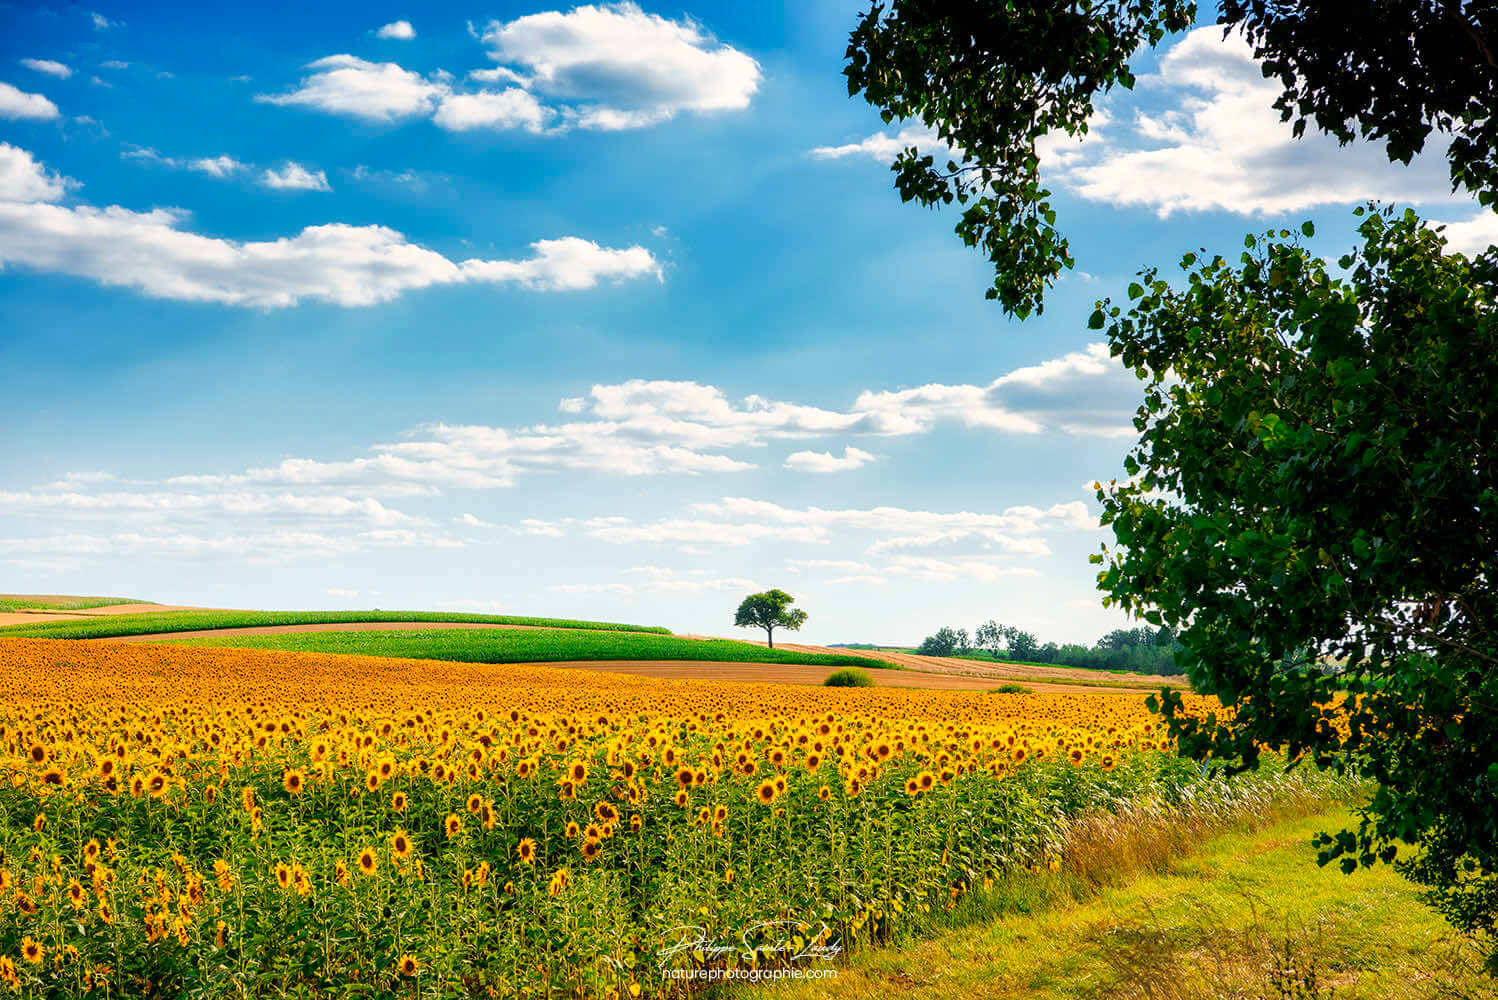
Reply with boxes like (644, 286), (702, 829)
(728, 807), (1496, 1000)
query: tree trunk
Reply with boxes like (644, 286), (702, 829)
(766, 626), (774, 649)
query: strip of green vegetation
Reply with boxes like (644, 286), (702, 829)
(164, 627), (904, 670)
(0, 609), (672, 639)
(0, 595), (146, 612)
(726, 801), (1494, 1000)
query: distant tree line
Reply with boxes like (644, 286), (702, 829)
(915, 621), (1182, 675)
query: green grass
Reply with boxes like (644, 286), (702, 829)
(162, 627), (905, 670)
(824, 667), (876, 687)
(0, 608), (672, 639)
(0, 595), (147, 612)
(725, 803), (1497, 1000)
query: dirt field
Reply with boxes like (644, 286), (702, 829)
(464, 660), (1141, 694)
(0, 602), (204, 627)
(684, 636), (1180, 689)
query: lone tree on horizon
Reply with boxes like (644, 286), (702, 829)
(733, 589), (808, 649)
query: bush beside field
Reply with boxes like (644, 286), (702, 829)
(0, 609), (673, 639)
(166, 627), (904, 670)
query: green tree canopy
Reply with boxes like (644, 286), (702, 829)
(1092, 209), (1498, 951)
(844, 0), (1498, 318)
(844, 0), (1498, 963)
(733, 590), (808, 649)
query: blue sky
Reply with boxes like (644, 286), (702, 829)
(2, 2), (1492, 643)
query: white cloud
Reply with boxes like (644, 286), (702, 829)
(784, 445), (875, 473)
(90, 12), (118, 30)
(261, 162), (331, 192)
(0, 81), (60, 120)
(432, 89), (551, 133)
(455, 512), (496, 528)
(828, 574), (889, 586)
(468, 67), (528, 86)
(552, 565), (756, 596)
(376, 20), (417, 40)
(584, 497), (1094, 556)
(21, 59), (72, 79)
(478, 2), (760, 130)
(0, 146), (661, 308)
(516, 518), (564, 536)
(262, 6), (758, 136)
(100, 60), (130, 70)
(0, 143), (71, 202)
(124, 147), (248, 179)
(257, 55), (446, 121)
(815, 28), (1484, 222)
(191, 155), (245, 177)
(1053, 27), (1470, 217)
(810, 125), (949, 162)
(1435, 209), (1498, 255)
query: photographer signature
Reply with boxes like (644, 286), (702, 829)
(658, 921), (843, 964)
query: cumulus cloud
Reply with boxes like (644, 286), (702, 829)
(479, 3), (761, 130)
(0, 81), (60, 120)
(1434, 209), (1498, 255)
(784, 446), (875, 473)
(815, 27), (1486, 221)
(260, 162), (331, 191)
(455, 512), (497, 528)
(376, 20), (416, 40)
(0, 145), (661, 308)
(257, 55), (446, 121)
(0, 143), (72, 202)
(431, 88), (551, 133)
(20, 59), (72, 79)
(261, 5), (758, 136)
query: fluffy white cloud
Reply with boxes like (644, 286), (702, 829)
(816, 27), (1485, 221)
(260, 162), (331, 191)
(90, 12), (117, 30)
(0, 81), (60, 120)
(784, 446), (875, 473)
(376, 20), (416, 40)
(455, 512), (496, 528)
(20, 59), (72, 79)
(0, 146), (661, 307)
(432, 89), (552, 133)
(0, 143), (71, 202)
(1435, 209), (1498, 255)
(479, 3), (761, 130)
(257, 55), (446, 121)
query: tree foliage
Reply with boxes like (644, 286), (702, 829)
(1094, 207), (1498, 955)
(844, 0), (1498, 960)
(844, 0), (1498, 318)
(733, 589), (809, 649)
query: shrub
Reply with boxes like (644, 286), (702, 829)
(824, 667), (875, 687)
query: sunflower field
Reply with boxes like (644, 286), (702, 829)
(0, 637), (1292, 998)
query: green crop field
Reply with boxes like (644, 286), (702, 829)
(0, 609), (672, 639)
(163, 627), (904, 669)
(0, 595), (148, 612)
